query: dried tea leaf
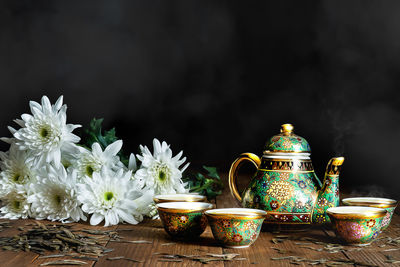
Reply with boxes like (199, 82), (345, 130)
(271, 238), (280, 244)
(38, 254), (66, 259)
(270, 247), (287, 254)
(61, 227), (75, 239)
(106, 256), (142, 263)
(300, 245), (323, 252)
(161, 242), (176, 246)
(39, 259), (87, 265)
(383, 248), (400, 252)
(72, 256), (98, 261)
(271, 256), (296, 260)
(107, 256), (125, 260)
(124, 257), (143, 263)
(158, 259), (183, 262)
(35, 221), (48, 230)
(206, 253), (239, 260)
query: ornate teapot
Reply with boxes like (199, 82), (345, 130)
(229, 123), (344, 227)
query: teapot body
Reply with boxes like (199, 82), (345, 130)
(241, 156), (321, 224)
(228, 124), (344, 227)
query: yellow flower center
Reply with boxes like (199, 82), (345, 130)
(86, 165), (94, 177)
(104, 192), (114, 201)
(54, 195), (62, 206)
(11, 200), (22, 211)
(39, 127), (50, 139)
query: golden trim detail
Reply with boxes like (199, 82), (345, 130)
(342, 200), (398, 209)
(157, 206), (213, 213)
(205, 213), (266, 220)
(327, 210), (387, 220)
(259, 169), (314, 173)
(153, 196), (206, 204)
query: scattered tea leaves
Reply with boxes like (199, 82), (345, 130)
(271, 255), (377, 267)
(161, 242), (176, 246)
(270, 247), (288, 254)
(38, 254), (66, 259)
(206, 253), (239, 260)
(0, 222), (120, 261)
(106, 256), (143, 263)
(39, 259), (87, 266)
(154, 252), (244, 264)
(385, 255), (400, 264)
(107, 256), (124, 260)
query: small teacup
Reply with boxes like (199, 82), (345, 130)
(327, 206), (387, 244)
(154, 194), (206, 204)
(205, 208), (266, 248)
(342, 197), (398, 231)
(156, 202), (213, 238)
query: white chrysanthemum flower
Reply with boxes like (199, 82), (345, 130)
(6, 95), (81, 167)
(134, 138), (189, 194)
(73, 140), (123, 179)
(0, 184), (31, 220)
(127, 153), (137, 173)
(77, 167), (147, 226)
(27, 165), (86, 223)
(0, 144), (36, 196)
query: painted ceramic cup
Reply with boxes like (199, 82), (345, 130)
(205, 208), (267, 248)
(157, 202), (213, 238)
(154, 194), (206, 204)
(327, 206), (387, 244)
(342, 197), (398, 231)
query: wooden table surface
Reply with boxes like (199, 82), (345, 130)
(0, 173), (399, 267)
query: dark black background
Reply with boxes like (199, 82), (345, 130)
(0, 1), (399, 198)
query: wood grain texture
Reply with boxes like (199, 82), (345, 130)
(0, 173), (398, 266)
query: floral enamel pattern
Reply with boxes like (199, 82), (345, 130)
(207, 217), (264, 247)
(229, 124), (344, 228)
(381, 207), (396, 231)
(265, 134), (311, 153)
(241, 165), (319, 224)
(312, 176), (339, 224)
(240, 157), (342, 225)
(331, 217), (384, 244)
(158, 209), (208, 238)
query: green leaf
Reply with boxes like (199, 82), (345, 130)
(203, 166), (220, 180)
(80, 118), (129, 167)
(182, 166), (224, 200)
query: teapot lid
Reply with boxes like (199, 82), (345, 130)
(264, 124), (311, 154)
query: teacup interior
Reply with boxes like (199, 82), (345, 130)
(205, 208), (267, 217)
(156, 201), (213, 210)
(327, 206), (386, 216)
(154, 194), (205, 201)
(342, 197), (397, 206)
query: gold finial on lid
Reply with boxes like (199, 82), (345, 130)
(281, 123), (294, 135)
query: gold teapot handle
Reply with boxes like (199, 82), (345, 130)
(228, 153), (261, 203)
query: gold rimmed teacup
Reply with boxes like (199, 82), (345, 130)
(342, 197), (398, 231)
(156, 202), (213, 238)
(327, 206), (387, 244)
(205, 208), (267, 248)
(154, 194), (206, 204)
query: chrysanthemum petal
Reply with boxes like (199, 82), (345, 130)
(90, 213), (104, 225)
(104, 140), (122, 156)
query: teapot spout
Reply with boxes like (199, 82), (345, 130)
(312, 157), (344, 224)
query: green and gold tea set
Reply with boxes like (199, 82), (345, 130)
(156, 124), (398, 246)
(155, 194), (266, 248)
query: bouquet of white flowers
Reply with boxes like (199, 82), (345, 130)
(0, 95), (224, 226)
